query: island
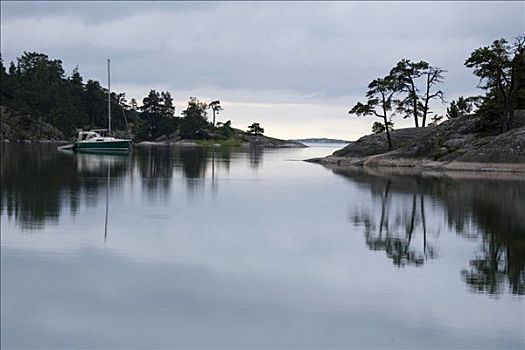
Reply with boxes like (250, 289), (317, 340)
(0, 56), (305, 148)
(1, 36), (523, 158)
(308, 35), (525, 173)
(307, 111), (525, 172)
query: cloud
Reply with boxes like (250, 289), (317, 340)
(1, 1), (523, 138)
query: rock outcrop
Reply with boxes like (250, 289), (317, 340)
(240, 133), (306, 148)
(309, 112), (525, 172)
(1, 106), (65, 142)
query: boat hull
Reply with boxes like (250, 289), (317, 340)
(74, 140), (132, 153)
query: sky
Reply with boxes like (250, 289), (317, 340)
(1, 1), (524, 140)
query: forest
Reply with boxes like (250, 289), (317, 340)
(0, 53), (239, 142)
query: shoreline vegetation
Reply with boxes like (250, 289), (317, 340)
(133, 131), (306, 148)
(0, 53), (305, 148)
(1, 35), (524, 159)
(306, 121), (525, 176)
(308, 35), (525, 173)
(307, 111), (525, 173)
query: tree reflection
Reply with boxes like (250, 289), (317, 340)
(458, 180), (525, 296)
(1, 145), (241, 228)
(248, 147), (263, 169)
(337, 166), (524, 296)
(1, 143), (128, 230)
(178, 146), (207, 180)
(208, 148), (232, 192)
(135, 146), (176, 198)
(215, 147), (232, 173)
(177, 146), (208, 194)
(351, 178), (437, 267)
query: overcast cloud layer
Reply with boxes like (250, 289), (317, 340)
(1, 1), (524, 139)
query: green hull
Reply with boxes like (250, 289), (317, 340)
(74, 140), (131, 153)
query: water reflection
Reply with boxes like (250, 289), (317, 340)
(104, 163), (110, 242)
(334, 166), (525, 296)
(1, 144), (242, 227)
(2, 144), (524, 298)
(2, 144), (523, 348)
(0, 144), (129, 230)
(351, 180), (438, 267)
(248, 147), (263, 169)
(457, 180), (525, 296)
(135, 146), (177, 201)
(134, 146), (236, 196)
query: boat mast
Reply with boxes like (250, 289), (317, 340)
(107, 58), (111, 134)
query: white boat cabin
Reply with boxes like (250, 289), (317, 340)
(76, 130), (112, 142)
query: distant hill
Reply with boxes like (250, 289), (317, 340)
(289, 138), (352, 144)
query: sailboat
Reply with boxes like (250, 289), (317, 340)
(61, 59), (132, 152)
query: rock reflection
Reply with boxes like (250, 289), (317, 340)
(336, 166), (525, 296)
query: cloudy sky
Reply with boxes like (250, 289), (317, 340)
(1, 1), (523, 139)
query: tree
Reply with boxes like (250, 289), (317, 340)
(161, 91), (175, 117)
(12, 52), (66, 119)
(349, 76), (397, 150)
(130, 98), (138, 110)
(84, 79), (107, 128)
(208, 100), (223, 126)
(16, 52), (64, 80)
(247, 122), (264, 135)
(465, 36), (525, 132)
(420, 65), (446, 127)
(181, 97), (208, 119)
(70, 66), (83, 85)
(390, 59), (446, 127)
(8, 61), (16, 75)
(139, 90), (178, 139)
(372, 121), (385, 134)
(180, 97), (208, 138)
(428, 115), (444, 126)
(0, 55), (12, 104)
(216, 120), (234, 139)
(446, 96), (473, 119)
(390, 59), (426, 127)
(372, 120), (393, 134)
(1, 51), (132, 138)
(141, 90), (163, 115)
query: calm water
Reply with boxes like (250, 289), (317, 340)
(1, 143), (524, 349)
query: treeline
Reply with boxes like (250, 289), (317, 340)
(349, 36), (525, 149)
(0, 52), (264, 142)
(1, 53), (129, 137)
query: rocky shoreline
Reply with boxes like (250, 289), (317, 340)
(307, 112), (525, 173)
(1, 107), (306, 148)
(307, 155), (525, 173)
(3, 137), (306, 149)
(133, 133), (306, 148)
(1, 106), (306, 148)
